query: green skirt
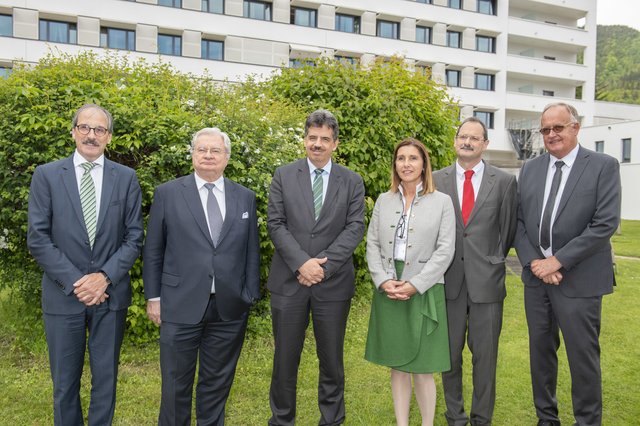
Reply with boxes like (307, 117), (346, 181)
(364, 262), (451, 374)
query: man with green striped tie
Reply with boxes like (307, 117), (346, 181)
(27, 104), (144, 425)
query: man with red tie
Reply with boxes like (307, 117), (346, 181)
(433, 117), (518, 426)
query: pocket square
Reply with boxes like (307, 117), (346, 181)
(242, 212), (249, 219)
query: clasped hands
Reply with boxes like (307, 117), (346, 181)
(380, 280), (417, 300)
(73, 272), (109, 306)
(297, 257), (328, 287)
(530, 256), (563, 285)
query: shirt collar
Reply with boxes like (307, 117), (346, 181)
(195, 172), (225, 192)
(398, 182), (424, 196)
(307, 158), (332, 176)
(549, 144), (580, 169)
(73, 150), (105, 168)
(455, 159), (484, 178)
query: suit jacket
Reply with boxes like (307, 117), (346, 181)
(366, 190), (455, 294)
(266, 159), (365, 300)
(143, 174), (260, 324)
(433, 162), (518, 302)
(27, 155), (144, 314)
(514, 146), (620, 297)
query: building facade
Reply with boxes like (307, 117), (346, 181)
(3, 0), (637, 218)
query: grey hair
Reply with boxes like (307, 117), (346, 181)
(190, 127), (231, 158)
(541, 102), (580, 124)
(72, 104), (114, 133)
(304, 109), (339, 141)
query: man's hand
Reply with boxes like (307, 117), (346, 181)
(146, 300), (161, 326)
(73, 273), (109, 306)
(541, 271), (563, 285)
(531, 256), (562, 280)
(297, 257), (328, 286)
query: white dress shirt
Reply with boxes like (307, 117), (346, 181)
(307, 158), (332, 204)
(74, 150), (104, 224)
(455, 160), (484, 208)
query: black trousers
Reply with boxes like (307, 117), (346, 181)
(159, 295), (248, 426)
(268, 289), (351, 426)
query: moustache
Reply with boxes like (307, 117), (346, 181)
(310, 146), (324, 152)
(82, 139), (99, 147)
(460, 145), (474, 150)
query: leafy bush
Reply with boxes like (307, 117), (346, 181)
(0, 52), (457, 344)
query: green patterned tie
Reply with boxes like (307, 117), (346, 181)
(313, 168), (324, 220)
(80, 162), (97, 248)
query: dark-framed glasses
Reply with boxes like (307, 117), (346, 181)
(539, 122), (575, 136)
(456, 134), (484, 143)
(76, 124), (109, 137)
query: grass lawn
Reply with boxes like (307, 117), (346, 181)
(1, 224), (638, 424)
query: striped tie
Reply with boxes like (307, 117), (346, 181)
(313, 168), (324, 220)
(80, 162), (97, 248)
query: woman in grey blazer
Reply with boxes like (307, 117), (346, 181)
(365, 138), (455, 426)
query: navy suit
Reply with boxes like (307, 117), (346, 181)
(515, 146), (620, 425)
(28, 154), (144, 425)
(143, 173), (260, 425)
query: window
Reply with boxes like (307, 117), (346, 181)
(622, 138), (631, 163)
(291, 7), (317, 27)
(542, 90), (555, 97)
(477, 0), (496, 15)
(475, 73), (495, 91)
(447, 31), (461, 48)
(158, 34), (181, 56)
(416, 26), (432, 44)
(289, 58), (315, 68)
(417, 0), (432, 3)
(202, 39), (223, 60)
(476, 35), (495, 53)
(446, 69), (460, 87)
(449, 0), (462, 9)
(415, 65), (430, 76)
(39, 19), (77, 44)
(377, 20), (399, 39)
(335, 14), (360, 33)
(544, 55), (556, 60)
(335, 55), (358, 67)
(0, 66), (11, 78)
(474, 111), (494, 129)
(202, 0), (223, 13)
(159, 0), (181, 7)
(595, 141), (604, 153)
(100, 27), (135, 50)
(0, 14), (12, 37)
(244, 0), (271, 20)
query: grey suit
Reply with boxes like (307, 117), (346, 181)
(143, 174), (260, 425)
(514, 146), (620, 425)
(267, 158), (365, 425)
(434, 161), (517, 426)
(28, 154), (143, 425)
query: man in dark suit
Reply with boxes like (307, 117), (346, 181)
(267, 109), (365, 426)
(27, 104), (144, 425)
(433, 117), (518, 426)
(514, 102), (620, 426)
(143, 127), (260, 426)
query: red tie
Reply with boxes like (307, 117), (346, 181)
(462, 170), (475, 226)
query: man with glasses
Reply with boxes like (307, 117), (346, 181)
(27, 104), (144, 425)
(433, 116), (518, 426)
(514, 103), (620, 426)
(143, 127), (260, 425)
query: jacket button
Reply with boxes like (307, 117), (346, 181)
(406, 261), (410, 266)
(461, 257), (465, 261)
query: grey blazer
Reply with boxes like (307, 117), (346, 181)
(143, 174), (260, 323)
(267, 159), (365, 301)
(433, 162), (518, 302)
(27, 155), (144, 314)
(366, 189), (455, 294)
(514, 146), (620, 297)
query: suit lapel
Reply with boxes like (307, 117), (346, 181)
(322, 164), (343, 222)
(96, 159), (116, 236)
(217, 178), (237, 246)
(296, 160), (316, 220)
(555, 147), (589, 220)
(533, 154), (550, 218)
(181, 174), (214, 246)
(61, 156), (86, 232)
(469, 162), (496, 225)
(440, 165), (464, 228)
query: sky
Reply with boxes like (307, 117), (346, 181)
(596, 0), (640, 31)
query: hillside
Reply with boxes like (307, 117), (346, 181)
(596, 25), (640, 104)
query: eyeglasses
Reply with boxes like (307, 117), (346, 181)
(76, 124), (109, 137)
(539, 122), (575, 136)
(396, 214), (407, 239)
(456, 134), (484, 143)
(194, 147), (226, 156)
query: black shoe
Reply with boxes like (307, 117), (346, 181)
(537, 421), (561, 426)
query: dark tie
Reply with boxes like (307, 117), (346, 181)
(312, 169), (324, 220)
(80, 162), (97, 248)
(204, 183), (223, 246)
(462, 169), (474, 225)
(540, 160), (565, 250)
